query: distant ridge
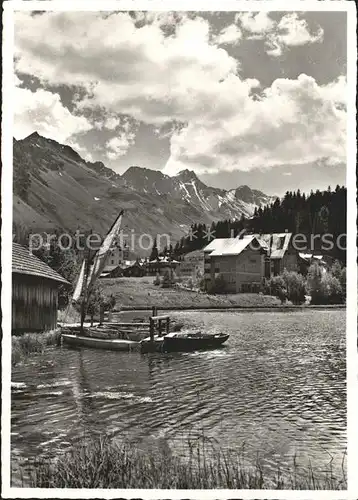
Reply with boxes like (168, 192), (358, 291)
(13, 132), (275, 246)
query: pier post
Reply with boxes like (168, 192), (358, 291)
(166, 317), (170, 335)
(158, 319), (162, 337)
(149, 317), (154, 342)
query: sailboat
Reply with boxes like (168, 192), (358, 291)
(61, 210), (139, 351)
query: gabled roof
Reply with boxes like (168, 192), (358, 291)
(149, 256), (179, 264)
(252, 233), (292, 259)
(12, 243), (70, 284)
(203, 232), (293, 259)
(203, 238), (233, 253)
(204, 235), (265, 257)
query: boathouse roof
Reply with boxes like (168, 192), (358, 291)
(12, 243), (70, 284)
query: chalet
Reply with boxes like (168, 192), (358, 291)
(203, 232), (299, 293)
(12, 243), (70, 333)
(252, 232), (297, 277)
(122, 260), (146, 277)
(102, 259), (147, 279)
(203, 235), (266, 293)
(147, 256), (179, 276)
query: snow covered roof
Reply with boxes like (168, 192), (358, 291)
(203, 238), (232, 253)
(299, 253), (324, 260)
(204, 232), (293, 259)
(252, 233), (292, 259)
(205, 235), (265, 257)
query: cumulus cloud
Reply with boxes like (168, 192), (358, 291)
(163, 74), (346, 175)
(235, 12), (275, 34)
(236, 12), (324, 56)
(265, 13), (324, 56)
(14, 85), (92, 141)
(320, 76), (347, 107)
(14, 12), (343, 175)
(104, 116), (121, 130)
(105, 126), (136, 160)
(14, 12), (238, 125)
(214, 24), (242, 46)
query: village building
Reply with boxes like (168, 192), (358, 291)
(104, 242), (130, 273)
(203, 235), (267, 293)
(297, 252), (331, 274)
(252, 232), (297, 277)
(12, 243), (70, 333)
(176, 250), (204, 279)
(147, 256), (179, 276)
(203, 232), (299, 293)
(103, 259), (146, 278)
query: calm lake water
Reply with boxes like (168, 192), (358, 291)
(11, 310), (346, 484)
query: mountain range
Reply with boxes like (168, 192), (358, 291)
(13, 132), (275, 248)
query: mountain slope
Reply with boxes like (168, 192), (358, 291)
(13, 133), (274, 251)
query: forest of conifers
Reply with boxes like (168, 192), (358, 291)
(172, 185), (347, 263)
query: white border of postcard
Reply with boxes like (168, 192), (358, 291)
(2, 1), (357, 499)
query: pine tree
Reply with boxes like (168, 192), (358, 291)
(150, 236), (159, 261)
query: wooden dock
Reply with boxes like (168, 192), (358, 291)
(61, 306), (174, 351)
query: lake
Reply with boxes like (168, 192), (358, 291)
(11, 309), (346, 484)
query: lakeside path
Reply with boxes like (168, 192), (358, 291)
(101, 277), (345, 311)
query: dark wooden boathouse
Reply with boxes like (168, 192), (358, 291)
(12, 243), (70, 333)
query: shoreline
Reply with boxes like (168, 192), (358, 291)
(16, 435), (347, 490)
(116, 304), (346, 312)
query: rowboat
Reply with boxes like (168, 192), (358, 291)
(141, 331), (229, 353)
(163, 331), (229, 352)
(61, 333), (139, 351)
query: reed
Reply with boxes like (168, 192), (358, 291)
(12, 329), (61, 366)
(58, 306), (81, 324)
(24, 435), (347, 490)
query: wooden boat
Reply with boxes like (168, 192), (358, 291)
(163, 331), (229, 352)
(62, 333), (139, 351)
(141, 331), (229, 353)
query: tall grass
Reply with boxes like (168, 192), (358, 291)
(12, 329), (61, 366)
(24, 435), (347, 490)
(58, 306), (81, 324)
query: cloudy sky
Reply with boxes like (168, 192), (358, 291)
(14, 10), (347, 195)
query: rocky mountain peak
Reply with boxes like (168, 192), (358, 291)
(235, 185), (267, 204)
(27, 131), (41, 140)
(175, 169), (199, 183)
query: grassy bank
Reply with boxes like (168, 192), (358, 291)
(12, 329), (61, 366)
(102, 277), (283, 309)
(24, 436), (346, 490)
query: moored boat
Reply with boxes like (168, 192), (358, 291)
(140, 330), (229, 353)
(163, 331), (229, 352)
(61, 333), (139, 351)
